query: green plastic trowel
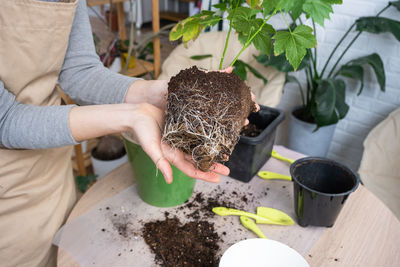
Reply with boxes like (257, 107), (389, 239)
(258, 170), (292, 181)
(212, 207), (294, 225)
(271, 150), (295, 164)
(240, 216), (267, 238)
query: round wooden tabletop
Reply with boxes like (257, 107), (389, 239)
(58, 161), (400, 267)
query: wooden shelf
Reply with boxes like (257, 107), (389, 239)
(159, 11), (188, 22)
(121, 59), (155, 77)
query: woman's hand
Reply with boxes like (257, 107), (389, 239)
(129, 103), (229, 184)
(124, 80), (168, 110)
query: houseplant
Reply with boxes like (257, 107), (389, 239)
(164, 0), (340, 180)
(257, 1), (400, 156)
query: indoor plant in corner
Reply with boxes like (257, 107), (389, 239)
(257, 0), (400, 156)
(164, 0), (329, 182)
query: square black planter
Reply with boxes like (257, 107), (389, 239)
(225, 105), (285, 183)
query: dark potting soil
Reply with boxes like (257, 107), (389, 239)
(163, 66), (256, 171)
(143, 216), (220, 267)
(293, 107), (316, 124)
(240, 123), (263, 137)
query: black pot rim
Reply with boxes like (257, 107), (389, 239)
(289, 157), (360, 197)
(239, 105), (285, 144)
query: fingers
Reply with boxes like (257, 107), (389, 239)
(222, 66), (234, 73)
(244, 119), (249, 126)
(210, 163), (230, 176)
(162, 144), (222, 183)
(250, 92), (260, 112)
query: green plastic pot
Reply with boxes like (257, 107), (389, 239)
(122, 133), (195, 207)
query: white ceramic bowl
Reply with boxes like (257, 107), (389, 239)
(219, 239), (309, 267)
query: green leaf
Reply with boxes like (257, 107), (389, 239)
(247, 0), (263, 9)
(213, 3), (228, 11)
(336, 65), (364, 95)
(326, 0), (342, 4)
(229, 7), (259, 34)
(261, 0), (280, 15)
(190, 54), (213, 60)
(233, 60), (268, 84)
(311, 78), (348, 127)
(390, 1), (400, 12)
(303, 0), (333, 26)
(345, 53), (386, 92)
(255, 49), (311, 72)
(169, 11), (221, 43)
(252, 23), (275, 56)
(273, 25), (317, 70)
(290, 0), (305, 21)
(233, 60), (247, 80)
(334, 79), (349, 119)
(356, 17), (400, 42)
(278, 0), (297, 12)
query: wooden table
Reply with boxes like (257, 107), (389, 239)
(58, 160), (400, 267)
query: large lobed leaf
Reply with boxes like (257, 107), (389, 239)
(311, 78), (349, 127)
(356, 17), (400, 42)
(303, 0), (334, 26)
(273, 25), (316, 70)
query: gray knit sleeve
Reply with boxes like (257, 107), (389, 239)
(0, 81), (78, 149)
(58, 0), (140, 105)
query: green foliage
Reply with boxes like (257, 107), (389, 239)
(311, 78), (349, 127)
(336, 53), (385, 95)
(356, 17), (400, 41)
(190, 54), (213, 60)
(169, 0), (342, 70)
(233, 60), (268, 84)
(76, 174), (97, 193)
(257, 1), (398, 128)
(303, 0), (334, 26)
(273, 25), (317, 70)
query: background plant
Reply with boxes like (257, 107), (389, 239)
(257, 1), (400, 128)
(170, 0), (345, 73)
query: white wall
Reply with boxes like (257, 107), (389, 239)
(274, 0), (400, 171)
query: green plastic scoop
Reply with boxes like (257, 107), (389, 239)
(212, 207), (294, 225)
(240, 216), (267, 238)
(271, 150), (295, 164)
(257, 207), (295, 225)
(258, 170), (292, 181)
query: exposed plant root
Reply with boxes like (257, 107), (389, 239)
(162, 66), (255, 172)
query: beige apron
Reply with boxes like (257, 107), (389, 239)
(0, 0), (78, 266)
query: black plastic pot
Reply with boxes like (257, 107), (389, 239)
(290, 157), (359, 227)
(226, 105), (285, 183)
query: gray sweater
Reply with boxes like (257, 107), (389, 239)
(0, 0), (139, 149)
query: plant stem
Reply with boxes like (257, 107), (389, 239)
(311, 20), (319, 79)
(280, 10), (292, 33)
(219, 1), (240, 69)
(229, 9), (277, 66)
(322, 3), (391, 78)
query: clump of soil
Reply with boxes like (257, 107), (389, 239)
(162, 66), (256, 171)
(143, 215), (220, 267)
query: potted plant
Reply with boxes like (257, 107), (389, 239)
(90, 135), (128, 179)
(164, 0), (330, 182)
(257, 1), (400, 156)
